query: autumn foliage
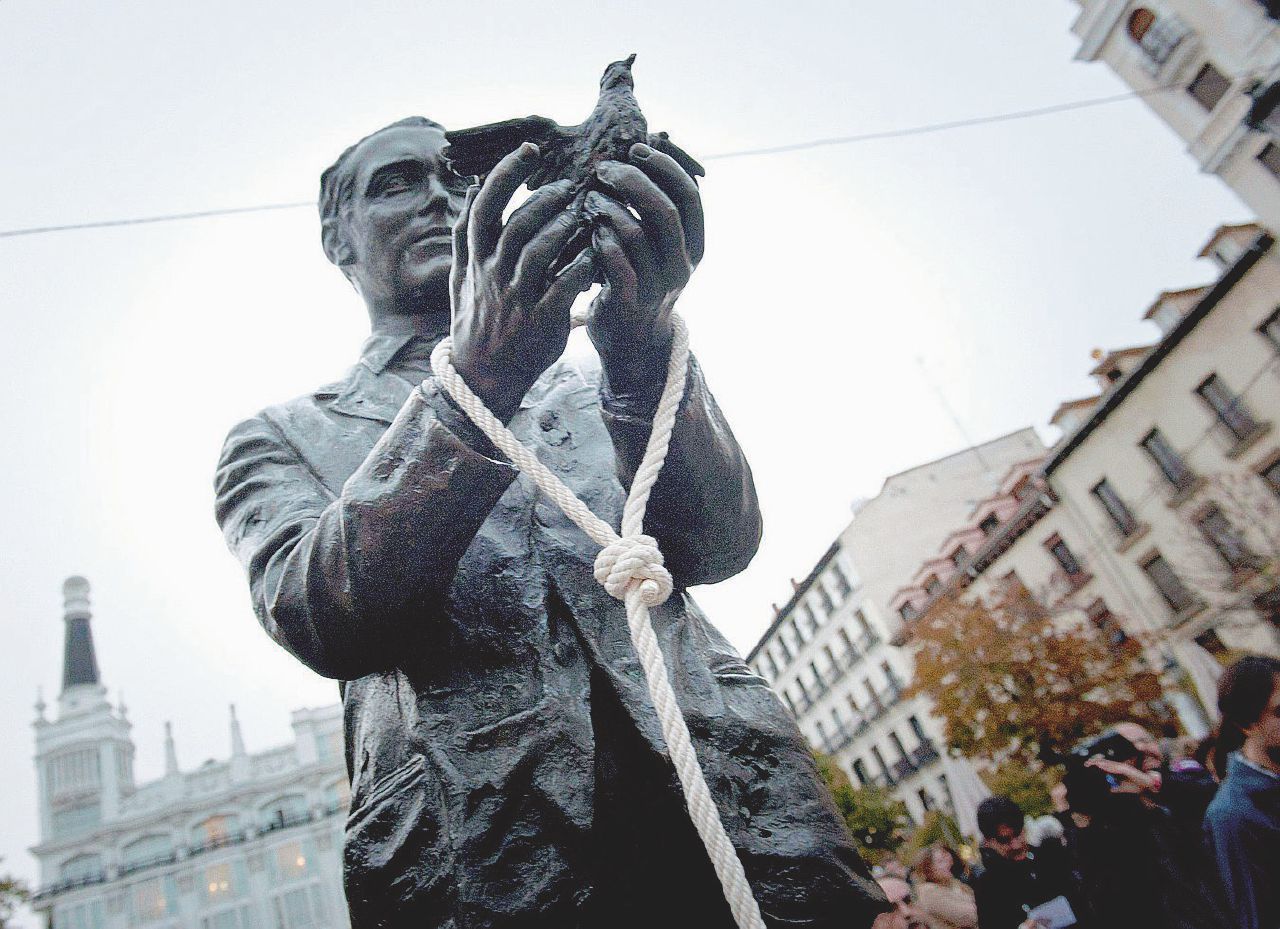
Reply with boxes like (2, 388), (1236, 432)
(905, 579), (1165, 766)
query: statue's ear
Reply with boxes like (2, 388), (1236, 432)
(321, 216), (356, 269)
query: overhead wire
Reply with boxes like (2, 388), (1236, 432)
(0, 83), (1181, 240)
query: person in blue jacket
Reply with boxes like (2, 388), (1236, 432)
(1203, 655), (1280, 929)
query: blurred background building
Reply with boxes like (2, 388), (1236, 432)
(30, 577), (349, 929)
(1070, 0), (1280, 229)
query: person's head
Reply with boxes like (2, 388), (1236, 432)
(319, 116), (471, 323)
(1113, 721), (1162, 773)
(1213, 654), (1280, 777)
(977, 795), (1028, 861)
(871, 876), (929, 929)
(912, 843), (956, 885)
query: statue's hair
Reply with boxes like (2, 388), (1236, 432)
(318, 116), (446, 269)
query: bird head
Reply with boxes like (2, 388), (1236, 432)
(599, 54), (637, 92)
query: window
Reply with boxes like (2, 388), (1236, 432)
(129, 878), (173, 926)
(1141, 552), (1197, 613)
(273, 886), (330, 929)
(808, 660), (825, 693)
(979, 514), (1000, 536)
(854, 609), (875, 640)
(1086, 598), (1128, 646)
(1092, 479), (1139, 535)
(950, 546), (969, 569)
(846, 693), (863, 719)
(908, 715), (928, 743)
(831, 564), (853, 599)
(775, 631), (794, 662)
(192, 814), (240, 848)
(122, 836), (174, 870)
(796, 605), (817, 638)
(898, 602), (919, 622)
(1197, 374), (1260, 441)
(870, 746), (892, 781)
(836, 627), (857, 661)
(1012, 475), (1035, 501)
(782, 690), (798, 716)
(1141, 429), (1197, 491)
(273, 841), (310, 883)
(889, 731), (909, 761)
(1197, 506), (1255, 570)
(1259, 142), (1280, 181)
(924, 575), (942, 596)
(938, 773), (955, 810)
(852, 759), (870, 786)
(203, 863), (241, 906)
(816, 585), (835, 617)
(1262, 456), (1280, 497)
(1259, 307), (1280, 351)
(1044, 533), (1083, 576)
(814, 720), (832, 752)
(789, 617), (808, 647)
(60, 854), (103, 883)
(917, 789), (936, 812)
(1188, 62), (1231, 111)
(51, 802), (100, 839)
(261, 796), (308, 832)
(57, 902), (105, 929)
(822, 644), (839, 677)
(1194, 628), (1230, 659)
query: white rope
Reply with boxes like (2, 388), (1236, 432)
(429, 313), (767, 929)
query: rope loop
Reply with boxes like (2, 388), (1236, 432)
(593, 534), (673, 606)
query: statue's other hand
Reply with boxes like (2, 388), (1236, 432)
(449, 142), (597, 423)
(585, 143), (704, 401)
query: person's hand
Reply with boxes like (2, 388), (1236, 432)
(1085, 756), (1158, 794)
(449, 142), (597, 423)
(582, 141), (704, 403)
(1050, 781), (1070, 813)
(1018, 919), (1048, 929)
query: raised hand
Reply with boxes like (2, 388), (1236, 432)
(584, 141), (705, 405)
(449, 142), (597, 423)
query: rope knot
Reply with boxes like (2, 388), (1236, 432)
(593, 535), (673, 606)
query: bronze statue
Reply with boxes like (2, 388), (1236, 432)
(214, 60), (887, 929)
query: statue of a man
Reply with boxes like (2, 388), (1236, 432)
(214, 115), (886, 929)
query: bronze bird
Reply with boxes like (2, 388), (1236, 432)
(443, 55), (704, 267)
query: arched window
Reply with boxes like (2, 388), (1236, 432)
(1127, 8), (1156, 42)
(191, 813), (240, 848)
(121, 835), (174, 870)
(59, 853), (102, 883)
(259, 794), (308, 831)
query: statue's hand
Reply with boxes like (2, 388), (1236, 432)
(584, 142), (704, 406)
(449, 143), (597, 423)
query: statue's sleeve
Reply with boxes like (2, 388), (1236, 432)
(598, 354), (762, 587)
(213, 379), (518, 680)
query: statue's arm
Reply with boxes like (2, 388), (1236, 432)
(599, 354), (762, 587)
(213, 381), (518, 679)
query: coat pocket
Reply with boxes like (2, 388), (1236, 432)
(344, 755), (454, 926)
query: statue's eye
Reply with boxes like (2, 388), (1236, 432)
(376, 174), (411, 196)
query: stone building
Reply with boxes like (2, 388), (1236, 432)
(30, 577), (350, 929)
(745, 429), (1045, 837)
(892, 222), (1280, 733)
(1069, 0), (1280, 231)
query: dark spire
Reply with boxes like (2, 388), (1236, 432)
(60, 576), (101, 691)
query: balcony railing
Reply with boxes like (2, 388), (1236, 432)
(34, 800), (349, 901)
(31, 871), (106, 902)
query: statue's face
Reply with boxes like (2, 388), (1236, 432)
(340, 124), (471, 310)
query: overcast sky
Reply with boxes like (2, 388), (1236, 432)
(0, 0), (1248, 913)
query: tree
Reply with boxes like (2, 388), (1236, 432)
(814, 752), (910, 865)
(905, 578), (1165, 768)
(981, 758), (1058, 819)
(0, 860), (29, 929)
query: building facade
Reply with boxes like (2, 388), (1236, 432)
(30, 577), (350, 929)
(745, 429), (1045, 837)
(1070, 0), (1280, 231)
(891, 222), (1280, 735)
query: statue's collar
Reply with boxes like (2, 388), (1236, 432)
(358, 318), (450, 373)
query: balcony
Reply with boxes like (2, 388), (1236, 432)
(32, 871), (106, 902)
(890, 758), (917, 782)
(911, 741), (941, 769)
(258, 808), (315, 836)
(188, 831), (249, 857)
(117, 852), (177, 878)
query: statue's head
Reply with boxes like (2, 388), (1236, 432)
(319, 116), (471, 315)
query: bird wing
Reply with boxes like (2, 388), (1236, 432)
(648, 132), (705, 179)
(443, 116), (562, 179)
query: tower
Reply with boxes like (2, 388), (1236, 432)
(33, 577), (135, 854)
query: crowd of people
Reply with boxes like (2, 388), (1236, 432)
(869, 654), (1280, 929)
